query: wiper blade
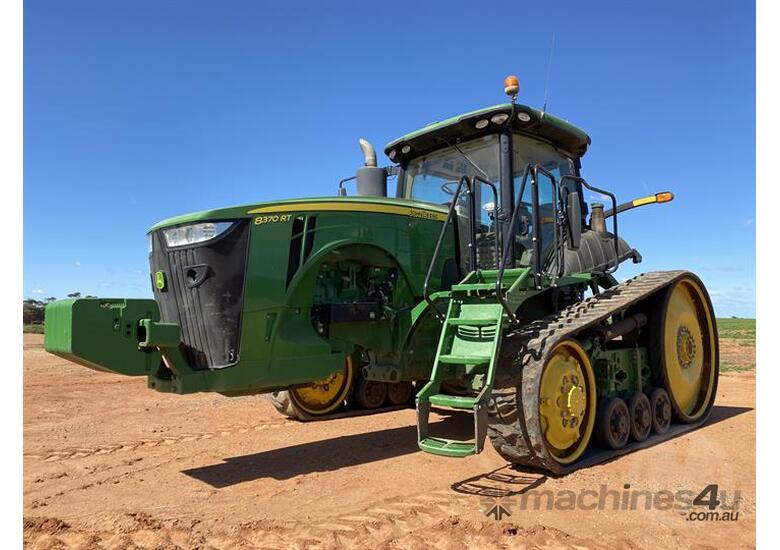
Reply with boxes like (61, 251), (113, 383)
(438, 136), (490, 181)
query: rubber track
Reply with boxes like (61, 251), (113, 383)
(488, 270), (714, 475)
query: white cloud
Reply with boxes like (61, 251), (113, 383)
(31, 289), (44, 295)
(74, 261), (81, 266)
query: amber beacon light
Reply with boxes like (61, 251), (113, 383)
(504, 75), (520, 99)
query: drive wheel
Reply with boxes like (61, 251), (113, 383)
(354, 378), (388, 409)
(286, 356), (356, 417)
(386, 381), (413, 406)
(537, 340), (597, 465)
(596, 397), (630, 450)
(651, 276), (718, 423)
(648, 387), (672, 434)
(628, 392), (652, 442)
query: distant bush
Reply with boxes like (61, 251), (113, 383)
(23, 299), (49, 326)
(24, 324), (44, 334)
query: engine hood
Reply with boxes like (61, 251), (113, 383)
(148, 196), (449, 233)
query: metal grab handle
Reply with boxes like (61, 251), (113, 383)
(495, 163), (565, 322)
(532, 164), (563, 283)
(559, 175), (620, 274)
(495, 164), (531, 323)
(423, 176), (473, 321)
(422, 175), (505, 321)
(471, 175), (503, 271)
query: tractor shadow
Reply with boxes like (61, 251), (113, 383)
(516, 404), (753, 478)
(182, 405), (750, 488)
(183, 414), (474, 487)
(448, 405), (751, 498)
(706, 404), (753, 423)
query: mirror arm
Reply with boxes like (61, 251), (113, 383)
(604, 191), (674, 218)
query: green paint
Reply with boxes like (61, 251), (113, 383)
(147, 195), (448, 233)
(44, 298), (161, 377)
(416, 268), (529, 456)
(592, 347), (651, 398)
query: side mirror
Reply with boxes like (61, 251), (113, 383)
(567, 191), (582, 250)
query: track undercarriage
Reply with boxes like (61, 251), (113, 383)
(488, 270), (717, 474)
(268, 269), (718, 475)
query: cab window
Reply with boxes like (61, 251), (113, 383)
(404, 135), (500, 207)
(512, 135), (577, 265)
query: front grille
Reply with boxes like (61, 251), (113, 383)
(149, 220), (250, 369)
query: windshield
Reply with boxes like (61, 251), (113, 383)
(404, 135), (501, 270)
(403, 135), (500, 207)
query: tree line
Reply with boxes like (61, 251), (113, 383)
(23, 293), (95, 325)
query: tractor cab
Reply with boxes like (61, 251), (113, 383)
(385, 102), (591, 275)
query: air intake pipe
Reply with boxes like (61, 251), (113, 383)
(355, 138), (387, 197)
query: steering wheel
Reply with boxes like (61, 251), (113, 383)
(440, 180), (460, 197)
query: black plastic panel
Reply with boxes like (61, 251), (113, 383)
(149, 221), (249, 369)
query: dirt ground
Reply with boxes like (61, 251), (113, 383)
(23, 334), (755, 549)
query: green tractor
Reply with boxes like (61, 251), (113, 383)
(44, 77), (718, 474)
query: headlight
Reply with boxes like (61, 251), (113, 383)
(162, 221), (233, 248)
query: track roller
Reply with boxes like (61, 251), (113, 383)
(386, 381), (413, 406)
(628, 392), (652, 442)
(648, 387), (672, 434)
(354, 377), (387, 409)
(596, 397), (630, 450)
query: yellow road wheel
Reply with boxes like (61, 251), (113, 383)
(652, 275), (718, 423)
(289, 356), (356, 416)
(538, 339), (597, 465)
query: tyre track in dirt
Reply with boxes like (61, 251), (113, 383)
(25, 487), (618, 550)
(25, 465), (606, 549)
(24, 419), (294, 462)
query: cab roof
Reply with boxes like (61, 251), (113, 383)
(384, 103), (591, 163)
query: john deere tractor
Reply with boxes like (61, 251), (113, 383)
(44, 77), (718, 474)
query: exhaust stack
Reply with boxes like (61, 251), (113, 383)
(355, 138), (387, 197)
(359, 138), (377, 167)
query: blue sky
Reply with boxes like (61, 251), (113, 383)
(23, 0), (755, 316)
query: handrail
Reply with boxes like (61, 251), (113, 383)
(422, 175), (505, 321)
(495, 163), (564, 322)
(495, 164), (531, 323)
(532, 164), (563, 283)
(471, 175), (502, 270)
(422, 164), (621, 325)
(559, 175), (620, 274)
(422, 175), (473, 321)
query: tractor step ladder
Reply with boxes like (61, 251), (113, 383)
(416, 272), (510, 457)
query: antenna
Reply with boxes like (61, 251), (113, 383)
(542, 32), (556, 115)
